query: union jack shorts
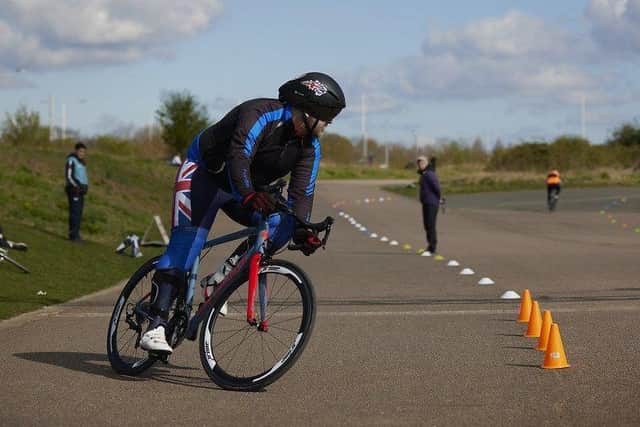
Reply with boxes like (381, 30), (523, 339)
(171, 160), (198, 228)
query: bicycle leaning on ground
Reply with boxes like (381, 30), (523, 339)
(106, 180), (333, 391)
(0, 231), (29, 273)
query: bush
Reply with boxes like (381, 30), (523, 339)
(1, 105), (49, 146)
(156, 91), (209, 155)
(486, 142), (550, 172)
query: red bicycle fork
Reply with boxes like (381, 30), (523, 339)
(247, 253), (268, 332)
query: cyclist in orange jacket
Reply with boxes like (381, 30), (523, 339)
(546, 169), (561, 208)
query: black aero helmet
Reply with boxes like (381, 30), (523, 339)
(278, 72), (346, 122)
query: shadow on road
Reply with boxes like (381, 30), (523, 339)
(13, 351), (231, 391)
(502, 345), (535, 350)
(14, 351), (141, 381)
(505, 363), (542, 369)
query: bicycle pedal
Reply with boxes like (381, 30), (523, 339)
(148, 351), (170, 363)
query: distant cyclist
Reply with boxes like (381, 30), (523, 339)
(140, 72), (346, 354)
(546, 169), (561, 211)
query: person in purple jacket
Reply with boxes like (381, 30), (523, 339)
(417, 155), (441, 255)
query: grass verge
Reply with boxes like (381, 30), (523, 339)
(383, 166), (640, 200)
(0, 220), (163, 320)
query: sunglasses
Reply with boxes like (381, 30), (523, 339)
(304, 113), (331, 125)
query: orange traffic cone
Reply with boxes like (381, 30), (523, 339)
(524, 301), (542, 337)
(536, 310), (553, 351)
(517, 289), (532, 323)
(541, 323), (570, 369)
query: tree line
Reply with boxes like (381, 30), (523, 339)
(2, 90), (640, 172)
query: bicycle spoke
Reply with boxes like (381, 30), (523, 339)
(213, 324), (252, 348)
(266, 315), (303, 327)
(261, 333), (279, 362)
(117, 328), (138, 347)
(261, 334), (267, 372)
(265, 323), (300, 334)
(120, 332), (138, 358)
(237, 332), (258, 377)
(265, 287), (300, 322)
(262, 328), (290, 350)
(217, 327), (254, 367)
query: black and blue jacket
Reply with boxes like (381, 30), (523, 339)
(192, 98), (321, 221)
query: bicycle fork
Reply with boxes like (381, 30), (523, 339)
(247, 253), (269, 332)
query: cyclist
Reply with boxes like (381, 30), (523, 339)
(546, 169), (561, 209)
(140, 72), (346, 354)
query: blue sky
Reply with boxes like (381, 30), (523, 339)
(2, 0), (640, 147)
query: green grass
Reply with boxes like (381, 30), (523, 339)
(384, 165), (640, 200)
(0, 220), (163, 320)
(0, 144), (176, 244)
(0, 143), (174, 319)
(318, 165), (415, 180)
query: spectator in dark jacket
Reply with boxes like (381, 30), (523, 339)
(418, 155), (441, 254)
(65, 142), (89, 242)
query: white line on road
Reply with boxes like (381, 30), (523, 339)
(40, 304), (640, 319)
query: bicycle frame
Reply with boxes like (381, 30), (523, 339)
(183, 217), (271, 341)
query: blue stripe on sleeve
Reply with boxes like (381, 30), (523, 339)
(243, 107), (290, 157)
(305, 137), (321, 196)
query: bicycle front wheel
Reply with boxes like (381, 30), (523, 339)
(199, 259), (316, 391)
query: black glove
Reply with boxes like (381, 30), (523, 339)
(293, 228), (322, 256)
(242, 192), (278, 215)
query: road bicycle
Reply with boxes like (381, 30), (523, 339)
(107, 180), (333, 391)
(0, 236), (29, 273)
(547, 187), (560, 212)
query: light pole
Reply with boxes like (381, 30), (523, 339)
(49, 95), (55, 142)
(581, 94), (587, 140)
(412, 129), (419, 158)
(361, 94), (367, 161)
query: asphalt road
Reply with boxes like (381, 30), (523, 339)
(1, 182), (639, 426)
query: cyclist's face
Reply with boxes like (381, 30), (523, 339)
(309, 116), (330, 137)
(293, 111), (330, 137)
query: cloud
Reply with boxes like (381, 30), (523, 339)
(0, 67), (34, 89)
(422, 11), (584, 61)
(0, 0), (223, 73)
(345, 11), (600, 113)
(587, 0), (640, 54)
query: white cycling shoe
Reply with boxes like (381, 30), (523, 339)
(140, 326), (173, 354)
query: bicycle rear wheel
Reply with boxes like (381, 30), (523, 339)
(548, 189), (559, 211)
(199, 259), (315, 391)
(107, 256), (159, 375)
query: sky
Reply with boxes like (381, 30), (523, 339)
(2, 0), (640, 147)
